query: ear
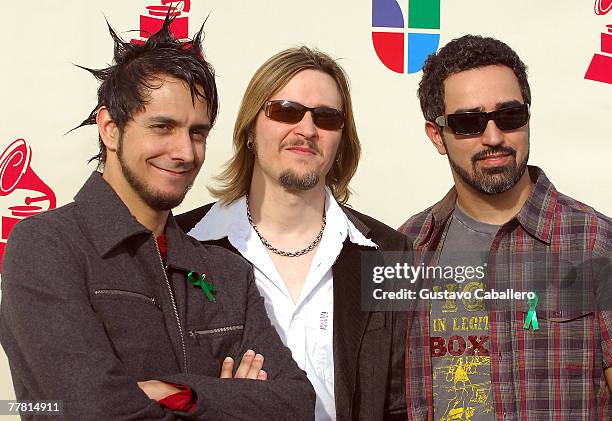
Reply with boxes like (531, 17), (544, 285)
(425, 120), (447, 155)
(96, 106), (119, 152)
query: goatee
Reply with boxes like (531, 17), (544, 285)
(447, 144), (529, 195)
(279, 170), (319, 191)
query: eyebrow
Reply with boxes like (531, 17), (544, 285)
(452, 99), (524, 114)
(146, 116), (211, 131)
(495, 99), (523, 110)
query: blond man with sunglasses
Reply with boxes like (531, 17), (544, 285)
(399, 35), (612, 421)
(177, 47), (409, 421)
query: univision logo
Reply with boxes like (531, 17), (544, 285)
(372, 0), (441, 74)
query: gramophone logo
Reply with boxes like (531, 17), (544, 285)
(585, 0), (612, 84)
(372, 0), (441, 73)
(0, 139), (57, 273)
(130, 0), (191, 45)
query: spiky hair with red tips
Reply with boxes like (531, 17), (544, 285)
(74, 10), (218, 167)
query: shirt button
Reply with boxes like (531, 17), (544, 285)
(553, 309), (562, 317)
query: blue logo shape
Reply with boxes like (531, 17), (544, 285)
(407, 33), (441, 73)
(372, 0), (441, 74)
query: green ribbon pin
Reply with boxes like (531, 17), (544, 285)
(188, 271), (216, 303)
(523, 292), (539, 331)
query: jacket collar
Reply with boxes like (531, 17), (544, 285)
(422, 166), (557, 247)
(341, 205), (372, 241)
(73, 171), (200, 269)
(74, 172), (150, 257)
(513, 166), (557, 244)
(165, 215), (204, 273)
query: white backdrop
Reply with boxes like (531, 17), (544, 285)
(1, 0), (611, 413)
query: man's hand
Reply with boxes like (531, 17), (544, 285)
(605, 367), (612, 392)
(220, 349), (267, 380)
(137, 380), (182, 401)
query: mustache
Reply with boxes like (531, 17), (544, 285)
(282, 138), (320, 154)
(472, 146), (516, 163)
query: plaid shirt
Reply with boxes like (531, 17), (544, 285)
(398, 166), (612, 421)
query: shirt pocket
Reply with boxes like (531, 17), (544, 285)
(518, 309), (596, 380)
(519, 308), (594, 328)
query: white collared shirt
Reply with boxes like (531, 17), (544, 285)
(188, 188), (377, 421)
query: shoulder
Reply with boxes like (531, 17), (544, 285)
(554, 191), (612, 253)
(341, 206), (410, 251)
(2, 203), (85, 285)
(397, 205), (435, 238)
(175, 202), (216, 233)
(7, 202), (81, 242)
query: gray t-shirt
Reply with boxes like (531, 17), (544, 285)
(431, 205), (499, 421)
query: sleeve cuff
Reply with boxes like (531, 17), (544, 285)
(158, 383), (197, 413)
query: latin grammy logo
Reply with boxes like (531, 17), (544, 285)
(585, 0), (612, 84)
(0, 139), (56, 273)
(130, 0), (191, 45)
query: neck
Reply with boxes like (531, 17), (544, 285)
(453, 168), (534, 225)
(134, 207), (169, 237)
(102, 164), (168, 236)
(248, 168), (326, 236)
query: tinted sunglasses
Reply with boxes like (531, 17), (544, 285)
(435, 104), (530, 136)
(263, 100), (345, 130)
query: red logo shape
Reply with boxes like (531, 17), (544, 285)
(372, 32), (405, 73)
(0, 139), (56, 272)
(131, 0), (191, 45)
(586, 0), (612, 84)
(596, 0), (612, 15)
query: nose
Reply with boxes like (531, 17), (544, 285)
(481, 119), (505, 147)
(169, 130), (197, 165)
(294, 111), (318, 140)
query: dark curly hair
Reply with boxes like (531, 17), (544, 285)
(74, 12), (219, 167)
(418, 35), (530, 122)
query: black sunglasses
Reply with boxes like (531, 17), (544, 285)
(435, 104), (530, 136)
(263, 100), (345, 130)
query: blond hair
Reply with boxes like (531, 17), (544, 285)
(209, 46), (361, 204)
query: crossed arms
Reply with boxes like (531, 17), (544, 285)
(0, 216), (315, 420)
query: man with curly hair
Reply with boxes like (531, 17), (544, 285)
(399, 35), (612, 420)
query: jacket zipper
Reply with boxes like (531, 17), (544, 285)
(153, 237), (188, 373)
(188, 324), (244, 337)
(93, 289), (160, 309)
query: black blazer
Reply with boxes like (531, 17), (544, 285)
(177, 203), (409, 421)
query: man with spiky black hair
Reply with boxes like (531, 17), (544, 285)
(0, 13), (314, 420)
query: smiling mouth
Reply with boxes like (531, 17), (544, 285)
(151, 164), (192, 176)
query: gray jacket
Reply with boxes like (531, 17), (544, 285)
(0, 172), (315, 420)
